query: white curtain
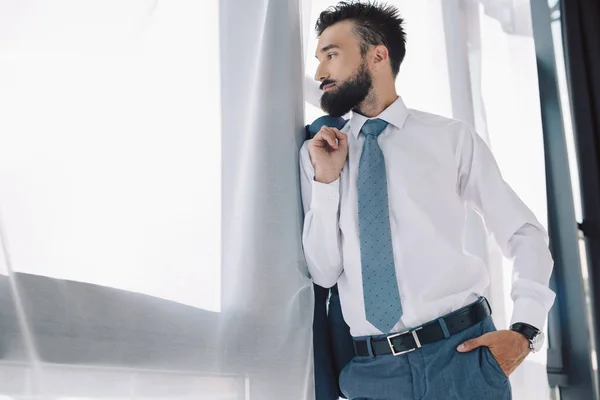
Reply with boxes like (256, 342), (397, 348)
(0, 0), (552, 399)
(0, 0), (313, 398)
(304, 0), (550, 398)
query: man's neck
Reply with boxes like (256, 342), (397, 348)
(355, 89), (399, 118)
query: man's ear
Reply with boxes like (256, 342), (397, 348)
(371, 45), (390, 72)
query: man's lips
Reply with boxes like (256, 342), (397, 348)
(322, 83), (336, 91)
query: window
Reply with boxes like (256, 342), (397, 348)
(0, 1), (221, 312)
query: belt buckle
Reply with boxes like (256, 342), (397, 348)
(387, 327), (423, 356)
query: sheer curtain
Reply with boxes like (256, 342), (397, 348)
(0, 0), (313, 398)
(303, 0), (550, 398)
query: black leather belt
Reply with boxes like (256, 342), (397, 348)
(353, 297), (492, 357)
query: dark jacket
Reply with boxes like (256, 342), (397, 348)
(305, 116), (355, 400)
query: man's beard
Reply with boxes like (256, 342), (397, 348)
(320, 62), (372, 117)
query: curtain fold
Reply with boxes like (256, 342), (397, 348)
(219, 0), (314, 396)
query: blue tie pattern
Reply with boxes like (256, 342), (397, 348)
(358, 118), (403, 333)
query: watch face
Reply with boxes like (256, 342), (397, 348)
(531, 331), (545, 353)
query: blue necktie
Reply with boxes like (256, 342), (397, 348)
(358, 118), (403, 333)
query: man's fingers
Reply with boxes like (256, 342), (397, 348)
(312, 126), (347, 150)
(324, 127), (348, 148)
(317, 128), (338, 149)
(332, 128), (347, 142)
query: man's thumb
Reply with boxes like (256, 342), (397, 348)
(457, 337), (482, 352)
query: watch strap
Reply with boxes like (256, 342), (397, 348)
(510, 322), (540, 341)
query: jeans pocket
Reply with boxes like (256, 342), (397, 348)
(479, 317), (508, 377)
(474, 346), (509, 392)
(483, 346), (508, 378)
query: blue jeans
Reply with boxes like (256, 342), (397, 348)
(339, 317), (512, 400)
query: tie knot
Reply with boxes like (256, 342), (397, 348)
(361, 118), (388, 137)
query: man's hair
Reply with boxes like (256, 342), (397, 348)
(315, 1), (406, 77)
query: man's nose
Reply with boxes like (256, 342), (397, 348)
(314, 64), (328, 83)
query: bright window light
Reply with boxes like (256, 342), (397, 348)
(0, 1), (221, 312)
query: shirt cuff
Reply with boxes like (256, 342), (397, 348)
(311, 177), (340, 212)
(510, 297), (550, 331)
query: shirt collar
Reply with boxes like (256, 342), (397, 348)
(349, 96), (409, 139)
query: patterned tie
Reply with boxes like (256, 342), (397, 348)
(358, 118), (403, 333)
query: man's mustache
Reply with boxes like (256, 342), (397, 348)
(320, 79), (336, 90)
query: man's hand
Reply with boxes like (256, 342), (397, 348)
(308, 126), (348, 184)
(456, 330), (530, 376)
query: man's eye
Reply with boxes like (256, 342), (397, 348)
(327, 53), (336, 60)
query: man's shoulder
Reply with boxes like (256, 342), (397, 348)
(405, 109), (477, 153)
(406, 108), (466, 130)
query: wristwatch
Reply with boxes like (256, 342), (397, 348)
(510, 322), (545, 353)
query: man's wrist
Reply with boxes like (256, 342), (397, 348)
(314, 170), (340, 184)
(510, 330), (531, 351)
(510, 322), (545, 353)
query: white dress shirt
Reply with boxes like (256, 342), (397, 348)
(300, 96), (556, 337)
